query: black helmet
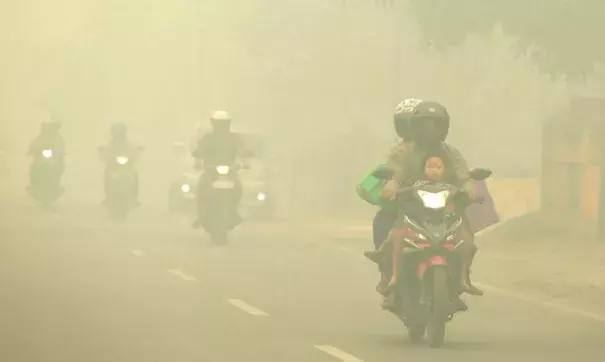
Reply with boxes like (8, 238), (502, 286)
(393, 98), (423, 140)
(406, 100), (450, 144)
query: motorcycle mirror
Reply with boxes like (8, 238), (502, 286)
(372, 167), (394, 180)
(469, 168), (492, 181)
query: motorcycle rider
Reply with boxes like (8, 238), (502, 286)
(370, 99), (421, 298)
(27, 120), (65, 196)
(369, 100), (482, 312)
(101, 122), (140, 206)
(191, 110), (246, 229)
(383, 100), (483, 297)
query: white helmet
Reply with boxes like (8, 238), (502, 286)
(210, 110), (231, 122)
(210, 110), (232, 131)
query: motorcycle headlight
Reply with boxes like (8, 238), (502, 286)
(256, 192), (266, 201)
(180, 184), (191, 193)
(417, 190), (450, 209)
(116, 156), (129, 165)
(216, 165), (230, 175)
(42, 149), (53, 158)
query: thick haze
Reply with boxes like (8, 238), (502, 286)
(1, 0), (600, 216)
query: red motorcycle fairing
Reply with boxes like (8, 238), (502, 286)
(414, 244), (454, 279)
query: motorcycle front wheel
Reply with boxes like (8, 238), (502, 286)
(427, 267), (449, 348)
(407, 324), (426, 344)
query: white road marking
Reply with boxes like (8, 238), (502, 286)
(332, 239), (605, 323)
(475, 220), (605, 322)
(314, 345), (364, 362)
(167, 269), (198, 282)
(475, 282), (605, 323)
(227, 299), (269, 317)
(131, 249), (146, 257)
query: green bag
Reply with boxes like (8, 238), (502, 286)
(356, 163), (394, 209)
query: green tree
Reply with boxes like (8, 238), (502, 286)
(409, 0), (605, 74)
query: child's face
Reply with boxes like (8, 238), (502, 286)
(425, 156), (445, 181)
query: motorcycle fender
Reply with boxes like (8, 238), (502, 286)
(417, 255), (448, 279)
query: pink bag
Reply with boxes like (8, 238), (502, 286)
(465, 180), (500, 234)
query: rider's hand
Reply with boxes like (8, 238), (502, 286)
(382, 179), (398, 201)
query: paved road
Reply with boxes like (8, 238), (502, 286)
(0, 202), (604, 362)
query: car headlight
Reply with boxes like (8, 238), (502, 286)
(256, 192), (266, 201)
(116, 156), (129, 165)
(42, 149), (53, 158)
(180, 184), (191, 193)
(417, 190), (450, 209)
(216, 165), (230, 175)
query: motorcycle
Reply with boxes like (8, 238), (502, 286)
(198, 163), (243, 244)
(372, 167), (492, 348)
(167, 141), (198, 214)
(236, 132), (276, 220)
(239, 166), (275, 220)
(168, 171), (198, 214)
(28, 148), (64, 207)
(100, 147), (141, 221)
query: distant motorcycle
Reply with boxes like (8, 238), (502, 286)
(239, 157), (275, 220)
(28, 147), (64, 207)
(372, 167), (492, 348)
(167, 141), (198, 214)
(168, 171), (198, 214)
(198, 163), (243, 244)
(169, 137), (275, 219)
(100, 146), (141, 221)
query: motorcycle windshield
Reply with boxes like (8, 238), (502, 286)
(465, 180), (500, 233)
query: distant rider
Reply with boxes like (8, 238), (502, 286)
(27, 120), (65, 196)
(100, 122), (141, 206)
(191, 110), (246, 229)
